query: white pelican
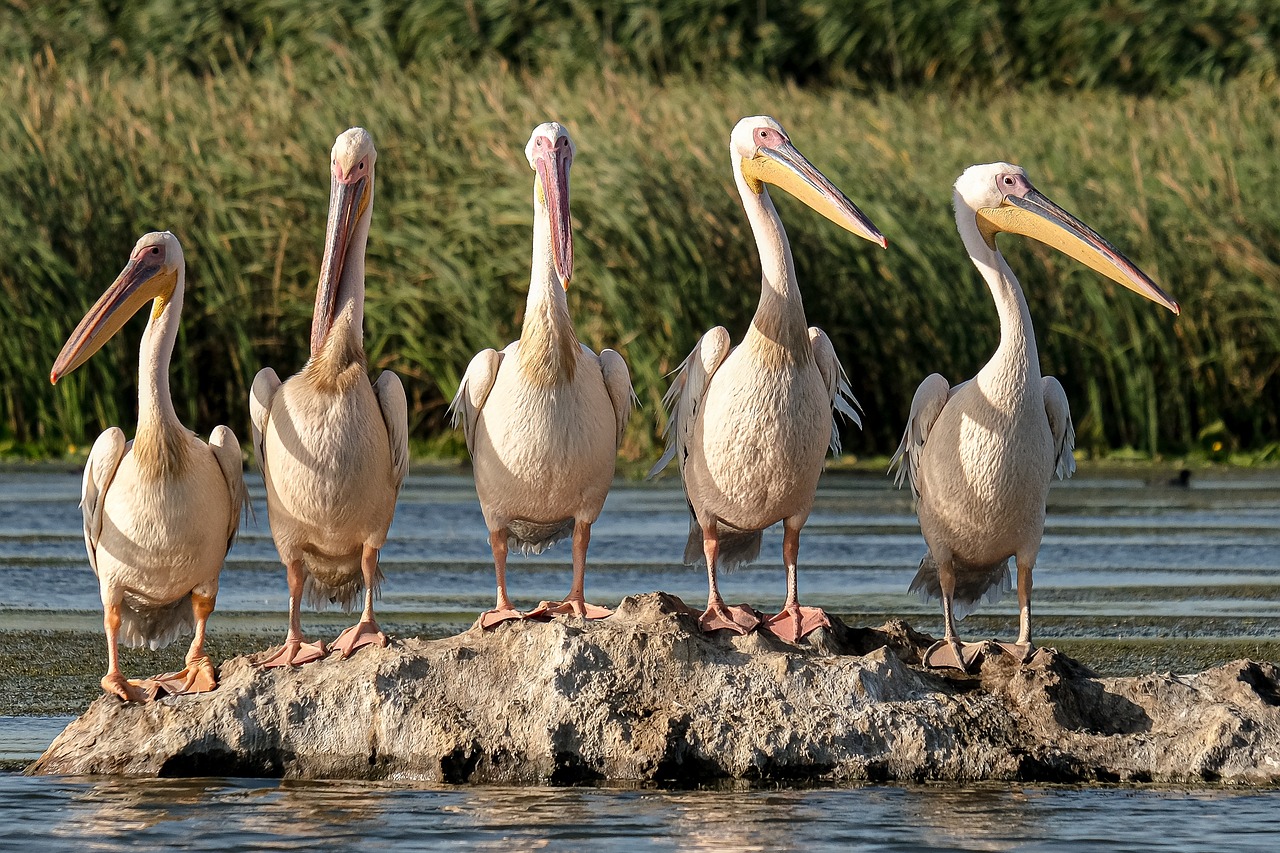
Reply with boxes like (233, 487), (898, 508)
(250, 127), (408, 666)
(891, 163), (1179, 670)
(50, 231), (246, 701)
(651, 116), (886, 641)
(451, 122), (634, 629)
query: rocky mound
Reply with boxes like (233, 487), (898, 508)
(29, 593), (1280, 784)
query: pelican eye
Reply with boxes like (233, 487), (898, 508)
(150, 247), (160, 255)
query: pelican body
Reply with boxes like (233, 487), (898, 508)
(251, 128), (408, 666)
(452, 122), (634, 628)
(891, 163), (1179, 670)
(50, 231), (246, 702)
(652, 116), (886, 640)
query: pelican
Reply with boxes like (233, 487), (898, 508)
(891, 163), (1179, 670)
(651, 116), (886, 641)
(49, 231), (246, 701)
(451, 122), (634, 629)
(250, 127), (408, 667)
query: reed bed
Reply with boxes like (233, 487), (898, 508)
(1, 56), (1277, 459)
(6, 1), (1277, 92)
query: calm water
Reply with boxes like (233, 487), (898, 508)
(1, 466), (1279, 850)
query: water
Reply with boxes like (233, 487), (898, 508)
(1, 466), (1279, 850)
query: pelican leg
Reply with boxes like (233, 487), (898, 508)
(257, 559), (328, 668)
(101, 601), (143, 702)
(700, 523), (761, 634)
(529, 520), (613, 620)
(332, 545), (389, 658)
(922, 554), (984, 672)
(763, 524), (830, 642)
(997, 554), (1037, 662)
(132, 592), (219, 699)
(477, 529), (523, 629)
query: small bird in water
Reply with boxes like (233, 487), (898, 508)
(452, 122), (634, 628)
(891, 163), (1179, 671)
(250, 128), (408, 667)
(50, 231), (247, 701)
(651, 116), (885, 641)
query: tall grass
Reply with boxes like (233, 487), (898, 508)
(2, 56), (1278, 459)
(3, 1), (1277, 92)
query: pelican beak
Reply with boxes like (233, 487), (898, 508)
(50, 251), (174, 384)
(534, 143), (573, 288)
(978, 189), (1179, 315)
(312, 166), (370, 355)
(741, 142), (887, 249)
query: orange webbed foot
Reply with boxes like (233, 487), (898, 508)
(526, 599), (613, 620)
(255, 639), (328, 668)
(699, 603), (761, 634)
(331, 619), (388, 659)
(762, 605), (831, 643)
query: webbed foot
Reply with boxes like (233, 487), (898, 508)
(101, 672), (145, 703)
(526, 599), (613, 620)
(762, 605), (831, 643)
(255, 638), (328, 668)
(699, 603), (761, 634)
(331, 619), (388, 659)
(921, 638), (985, 672)
(476, 606), (525, 630)
(132, 655), (219, 700)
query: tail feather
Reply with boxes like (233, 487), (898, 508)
(507, 518), (574, 555)
(302, 552), (383, 613)
(908, 552), (1011, 620)
(118, 593), (195, 651)
(682, 510), (763, 573)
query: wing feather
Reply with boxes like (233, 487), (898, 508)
(889, 373), (955, 499)
(449, 348), (503, 454)
(375, 370), (410, 493)
(809, 327), (862, 455)
(648, 326), (732, 479)
(1042, 375), (1077, 480)
(81, 427), (127, 575)
(208, 424), (248, 554)
(249, 367), (281, 483)
(597, 348), (636, 449)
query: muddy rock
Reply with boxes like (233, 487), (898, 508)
(28, 593), (1280, 784)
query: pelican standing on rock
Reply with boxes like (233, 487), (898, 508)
(651, 116), (886, 641)
(452, 122), (634, 629)
(50, 231), (246, 701)
(250, 127), (408, 666)
(891, 163), (1179, 670)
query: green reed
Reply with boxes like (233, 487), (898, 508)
(1, 56), (1277, 460)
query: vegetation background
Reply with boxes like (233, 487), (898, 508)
(2, 1), (1278, 463)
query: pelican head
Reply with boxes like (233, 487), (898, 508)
(50, 231), (183, 384)
(312, 126), (377, 355)
(525, 121), (575, 288)
(956, 162), (1179, 315)
(731, 115), (886, 249)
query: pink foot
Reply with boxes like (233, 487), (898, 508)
(101, 672), (145, 703)
(331, 619), (388, 659)
(526, 599), (613, 620)
(763, 605), (831, 643)
(132, 656), (219, 700)
(256, 638), (328, 668)
(476, 606), (524, 630)
(997, 640), (1036, 663)
(921, 638), (985, 672)
(699, 603), (761, 634)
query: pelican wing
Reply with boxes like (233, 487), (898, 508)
(81, 427), (127, 575)
(597, 347), (636, 449)
(374, 370), (410, 492)
(449, 348), (503, 454)
(208, 424), (248, 554)
(809, 327), (862, 455)
(1042, 375), (1077, 480)
(890, 373), (959, 499)
(649, 326), (732, 478)
(249, 367), (281, 482)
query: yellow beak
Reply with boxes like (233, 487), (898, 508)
(740, 142), (886, 248)
(977, 189), (1179, 315)
(50, 253), (175, 384)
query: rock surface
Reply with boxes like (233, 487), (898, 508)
(29, 593), (1280, 784)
